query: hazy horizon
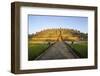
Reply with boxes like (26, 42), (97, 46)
(28, 15), (88, 34)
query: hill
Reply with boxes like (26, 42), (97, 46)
(29, 28), (87, 44)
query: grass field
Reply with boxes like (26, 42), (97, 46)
(71, 41), (88, 58)
(28, 43), (49, 60)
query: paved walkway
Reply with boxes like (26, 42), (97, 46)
(35, 41), (79, 60)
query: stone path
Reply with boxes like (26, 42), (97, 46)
(35, 41), (79, 60)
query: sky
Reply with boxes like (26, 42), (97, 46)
(28, 15), (88, 34)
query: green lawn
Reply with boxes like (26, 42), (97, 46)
(71, 41), (88, 58)
(28, 43), (49, 60)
